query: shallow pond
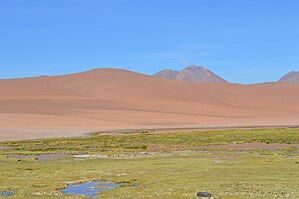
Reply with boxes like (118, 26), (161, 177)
(1, 191), (16, 196)
(60, 181), (119, 198)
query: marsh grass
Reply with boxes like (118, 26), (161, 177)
(0, 152), (298, 198)
(1, 128), (298, 155)
(0, 128), (298, 198)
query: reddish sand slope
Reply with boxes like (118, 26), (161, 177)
(0, 68), (299, 140)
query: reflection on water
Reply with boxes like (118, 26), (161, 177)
(60, 181), (118, 198)
(1, 191), (16, 197)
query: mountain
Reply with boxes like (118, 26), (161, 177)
(279, 71), (299, 83)
(153, 65), (227, 82)
(1, 68), (299, 140)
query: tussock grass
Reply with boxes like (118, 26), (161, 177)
(1, 128), (298, 155)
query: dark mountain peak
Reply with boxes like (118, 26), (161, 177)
(279, 71), (299, 83)
(184, 65), (204, 70)
(153, 65), (227, 83)
(154, 69), (181, 80)
(159, 69), (178, 72)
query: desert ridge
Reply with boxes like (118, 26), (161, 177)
(0, 68), (299, 140)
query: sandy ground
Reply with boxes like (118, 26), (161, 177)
(0, 68), (299, 141)
(0, 128), (92, 141)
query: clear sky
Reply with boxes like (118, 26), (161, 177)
(0, 0), (298, 83)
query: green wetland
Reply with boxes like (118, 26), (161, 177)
(0, 128), (298, 198)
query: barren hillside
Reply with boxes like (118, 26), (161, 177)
(0, 68), (299, 140)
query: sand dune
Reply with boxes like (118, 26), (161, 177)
(1, 68), (299, 140)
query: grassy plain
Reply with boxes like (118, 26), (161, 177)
(1, 128), (299, 155)
(0, 128), (298, 198)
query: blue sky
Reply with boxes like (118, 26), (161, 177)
(0, 0), (298, 83)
